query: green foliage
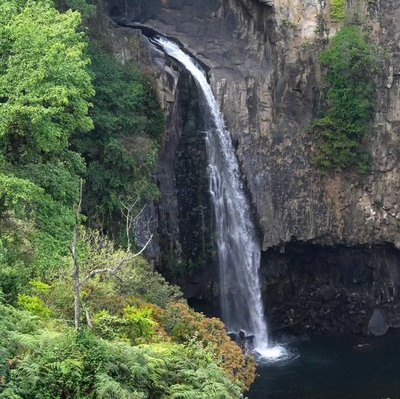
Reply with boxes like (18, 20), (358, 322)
(159, 302), (257, 390)
(17, 294), (52, 318)
(17, 150), (86, 207)
(92, 306), (155, 344)
(331, 0), (345, 20)
(54, 0), (96, 19)
(72, 46), (164, 241)
(122, 305), (155, 343)
(310, 26), (377, 172)
(0, 267), (20, 304)
(0, 0), (94, 158)
(0, 0), (92, 279)
(0, 305), (243, 398)
(0, 173), (41, 212)
(29, 280), (51, 295)
(114, 256), (183, 307)
(0, 172), (75, 280)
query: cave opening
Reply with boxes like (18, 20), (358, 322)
(261, 242), (400, 337)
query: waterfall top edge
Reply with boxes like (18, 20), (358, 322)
(116, 22), (211, 74)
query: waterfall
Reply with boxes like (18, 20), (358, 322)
(154, 37), (284, 359)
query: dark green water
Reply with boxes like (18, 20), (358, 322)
(248, 330), (400, 399)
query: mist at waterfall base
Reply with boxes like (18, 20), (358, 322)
(153, 36), (289, 362)
(248, 330), (400, 399)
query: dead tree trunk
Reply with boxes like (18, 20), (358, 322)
(71, 179), (83, 330)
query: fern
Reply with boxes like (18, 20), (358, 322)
(0, 387), (24, 399)
(0, 296), (244, 399)
(95, 373), (144, 399)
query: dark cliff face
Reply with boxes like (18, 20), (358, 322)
(155, 67), (218, 298)
(262, 243), (400, 336)
(104, 0), (400, 336)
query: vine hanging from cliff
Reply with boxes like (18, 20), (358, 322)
(310, 26), (377, 173)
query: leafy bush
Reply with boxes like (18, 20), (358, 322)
(113, 256), (183, 307)
(159, 302), (256, 390)
(17, 294), (52, 318)
(310, 26), (377, 172)
(0, 0), (93, 158)
(0, 0), (92, 278)
(55, 0), (96, 18)
(0, 172), (75, 280)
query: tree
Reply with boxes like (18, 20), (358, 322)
(0, 0), (94, 278)
(72, 46), (164, 241)
(70, 181), (154, 329)
(0, 0), (94, 160)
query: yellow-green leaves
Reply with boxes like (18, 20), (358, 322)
(18, 293), (52, 318)
(331, 0), (345, 20)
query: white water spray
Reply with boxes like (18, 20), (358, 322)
(155, 37), (286, 360)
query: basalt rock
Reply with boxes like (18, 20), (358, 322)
(262, 243), (400, 336)
(366, 309), (389, 337)
(105, 0), (400, 247)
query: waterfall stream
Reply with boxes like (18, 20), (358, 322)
(154, 37), (285, 360)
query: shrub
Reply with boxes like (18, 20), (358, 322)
(310, 26), (377, 173)
(159, 302), (256, 390)
(17, 294), (52, 318)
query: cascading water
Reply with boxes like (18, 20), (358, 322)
(154, 37), (286, 360)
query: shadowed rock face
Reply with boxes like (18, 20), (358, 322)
(104, 0), (400, 335)
(261, 243), (400, 336)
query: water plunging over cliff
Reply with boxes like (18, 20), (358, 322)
(154, 37), (285, 359)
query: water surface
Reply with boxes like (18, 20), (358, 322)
(249, 330), (400, 399)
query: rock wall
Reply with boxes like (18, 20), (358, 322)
(102, 0), (400, 334)
(106, 0), (400, 250)
(262, 243), (400, 336)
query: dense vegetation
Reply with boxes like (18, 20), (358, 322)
(73, 46), (164, 241)
(310, 26), (377, 173)
(0, 0), (255, 397)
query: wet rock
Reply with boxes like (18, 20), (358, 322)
(228, 330), (255, 350)
(258, 0), (274, 5)
(319, 286), (336, 302)
(366, 309), (389, 337)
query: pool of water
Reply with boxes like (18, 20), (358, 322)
(248, 330), (400, 399)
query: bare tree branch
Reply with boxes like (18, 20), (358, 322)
(79, 201), (153, 286)
(79, 233), (153, 286)
(70, 188), (153, 329)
